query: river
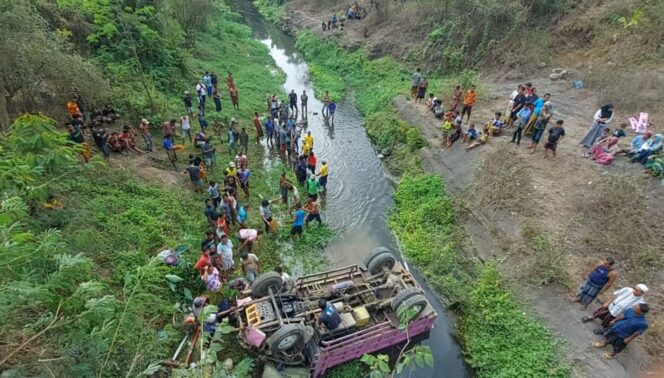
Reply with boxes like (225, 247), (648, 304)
(233, 2), (469, 377)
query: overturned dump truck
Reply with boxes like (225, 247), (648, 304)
(235, 247), (437, 377)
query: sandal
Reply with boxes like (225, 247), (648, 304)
(581, 316), (593, 323)
(593, 342), (606, 348)
(603, 353), (615, 359)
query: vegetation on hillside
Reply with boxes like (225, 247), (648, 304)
(0, 1), (336, 376)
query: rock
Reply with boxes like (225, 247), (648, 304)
(537, 62), (547, 68)
(377, 154), (385, 159)
(503, 71), (523, 81)
(552, 68), (564, 74)
(550, 73), (564, 81)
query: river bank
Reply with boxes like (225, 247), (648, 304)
(254, 1), (664, 377)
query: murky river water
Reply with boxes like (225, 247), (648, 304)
(233, 2), (469, 376)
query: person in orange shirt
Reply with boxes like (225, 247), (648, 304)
(461, 85), (477, 124)
(66, 98), (80, 119)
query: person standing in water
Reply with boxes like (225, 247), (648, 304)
(301, 90), (308, 118)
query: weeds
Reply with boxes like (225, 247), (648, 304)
(460, 266), (571, 378)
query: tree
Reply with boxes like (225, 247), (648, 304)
(168, 0), (217, 48)
(0, 0), (109, 128)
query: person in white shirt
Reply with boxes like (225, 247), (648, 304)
(180, 115), (191, 143)
(582, 284), (648, 329)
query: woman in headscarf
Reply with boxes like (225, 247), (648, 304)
(580, 104), (614, 147)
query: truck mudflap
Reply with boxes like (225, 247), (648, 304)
(309, 313), (437, 377)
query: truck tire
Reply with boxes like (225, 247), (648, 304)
(396, 294), (428, 322)
(391, 287), (423, 312)
(364, 247), (396, 275)
(251, 272), (283, 298)
(266, 324), (306, 353)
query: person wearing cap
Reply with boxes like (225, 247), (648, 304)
(316, 160), (329, 191)
(582, 284), (648, 328)
(138, 118), (153, 152)
(593, 303), (650, 359)
(224, 161), (237, 177)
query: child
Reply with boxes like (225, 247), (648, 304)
(466, 126), (490, 151)
(441, 117), (454, 147)
(487, 112), (505, 136)
(462, 123), (478, 144)
(544, 120), (565, 159)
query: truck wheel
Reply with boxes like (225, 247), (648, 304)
(364, 247), (396, 275)
(266, 324), (305, 353)
(396, 294), (428, 322)
(391, 287), (423, 312)
(251, 272), (283, 298)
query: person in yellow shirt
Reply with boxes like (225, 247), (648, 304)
(302, 142), (312, 156)
(316, 160), (329, 190)
(303, 131), (314, 150)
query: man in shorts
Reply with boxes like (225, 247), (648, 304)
(304, 197), (322, 225)
(544, 120), (565, 159)
(290, 202), (306, 238)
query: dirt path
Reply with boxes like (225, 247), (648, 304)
(395, 76), (662, 377)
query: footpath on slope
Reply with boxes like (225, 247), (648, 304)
(394, 76), (664, 378)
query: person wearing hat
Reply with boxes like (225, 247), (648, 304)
(593, 303), (650, 359)
(316, 160), (329, 191)
(224, 161), (237, 177)
(138, 118), (153, 152)
(582, 284), (648, 329)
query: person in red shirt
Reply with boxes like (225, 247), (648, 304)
(253, 112), (263, 143)
(194, 250), (210, 276)
(307, 151), (317, 175)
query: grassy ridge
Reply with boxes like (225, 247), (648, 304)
(282, 29), (570, 377)
(0, 9), (334, 377)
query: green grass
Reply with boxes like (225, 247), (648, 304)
(253, 0), (286, 23)
(0, 9), (334, 377)
(287, 26), (569, 377)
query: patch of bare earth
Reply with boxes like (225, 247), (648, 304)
(395, 76), (664, 377)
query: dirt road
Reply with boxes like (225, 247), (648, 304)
(394, 76), (663, 377)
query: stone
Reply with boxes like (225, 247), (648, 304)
(537, 62), (547, 68)
(550, 73), (564, 81)
(552, 68), (564, 74)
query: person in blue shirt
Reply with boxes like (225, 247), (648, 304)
(594, 303), (649, 359)
(328, 100), (337, 124)
(525, 93), (552, 135)
(511, 102), (533, 145)
(462, 123), (478, 144)
(290, 202), (306, 238)
(265, 116), (275, 148)
(318, 299), (341, 330)
(236, 204), (248, 228)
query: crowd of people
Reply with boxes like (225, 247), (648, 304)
(63, 70), (334, 338)
(418, 77), (567, 158)
(417, 70), (663, 170)
(414, 70), (659, 359)
(321, 2), (366, 32)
